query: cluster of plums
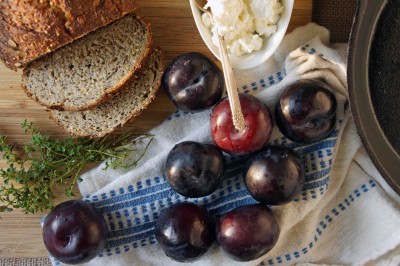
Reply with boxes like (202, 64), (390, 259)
(159, 142), (305, 262)
(162, 52), (337, 146)
(41, 52), (337, 264)
(156, 52), (337, 262)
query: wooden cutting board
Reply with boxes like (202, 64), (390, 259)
(0, 0), (312, 259)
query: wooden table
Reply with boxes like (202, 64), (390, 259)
(0, 0), (312, 259)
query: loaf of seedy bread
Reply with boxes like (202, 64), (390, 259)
(22, 15), (153, 111)
(48, 49), (164, 138)
(0, 0), (138, 70)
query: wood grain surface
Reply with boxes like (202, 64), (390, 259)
(0, 0), (312, 258)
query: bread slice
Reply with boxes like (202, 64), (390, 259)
(0, 0), (138, 70)
(48, 49), (163, 138)
(22, 15), (152, 111)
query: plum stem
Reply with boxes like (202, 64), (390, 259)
(195, 0), (246, 132)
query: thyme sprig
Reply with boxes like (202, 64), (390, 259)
(0, 121), (152, 214)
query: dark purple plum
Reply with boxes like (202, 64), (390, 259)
(162, 52), (224, 112)
(165, 141), (225, 198)
(42, 200), (108, 264)
(275, 79), (337, 143)
(245, 145), (305, 205)
(155, 203), (215, 262)
(210, 93), (274, 155)
(216, 204), (280, 261)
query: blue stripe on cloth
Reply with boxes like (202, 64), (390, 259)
(92, 183), (171, 208)
(258, 180), (377, 265)
(204, 192), (256, 215)
(289, 138), (338, 155)
(96, 188), (177, 213)
(303, 177), (330, 190)
(105, 229), (155, 248)
(107, 220), (155, 239)
(240, 69), (287, 92)
(207, 196), (258, 216)
(305, 167), (332, 182)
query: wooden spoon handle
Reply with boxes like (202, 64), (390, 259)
(195, 0), (245, 132)
(217, 36), (246, 132)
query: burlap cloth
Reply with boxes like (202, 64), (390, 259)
(0, 258), (52, 266)
(4, 1), (356, 265)
(312, 0), (357, 43)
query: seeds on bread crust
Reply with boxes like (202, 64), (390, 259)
(0, 0), (138, 70)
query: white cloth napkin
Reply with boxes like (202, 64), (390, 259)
(48, 23), (400, 266)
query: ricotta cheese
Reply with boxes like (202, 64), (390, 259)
(202, 0), (284, 56)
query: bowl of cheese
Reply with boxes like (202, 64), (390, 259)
(190, 0), (294, 69)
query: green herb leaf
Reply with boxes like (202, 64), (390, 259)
(0, 120), (152, 213)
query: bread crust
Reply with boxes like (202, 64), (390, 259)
(0, 0), (137, 70)
(21, 15), (153, 111)
(48, 49), (164, 138)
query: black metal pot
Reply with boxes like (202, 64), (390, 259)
(348, 0), (400, 194)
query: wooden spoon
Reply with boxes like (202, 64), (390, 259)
(195, 0), (246, 132)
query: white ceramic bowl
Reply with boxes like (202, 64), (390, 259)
(189, 0), (294, 69)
